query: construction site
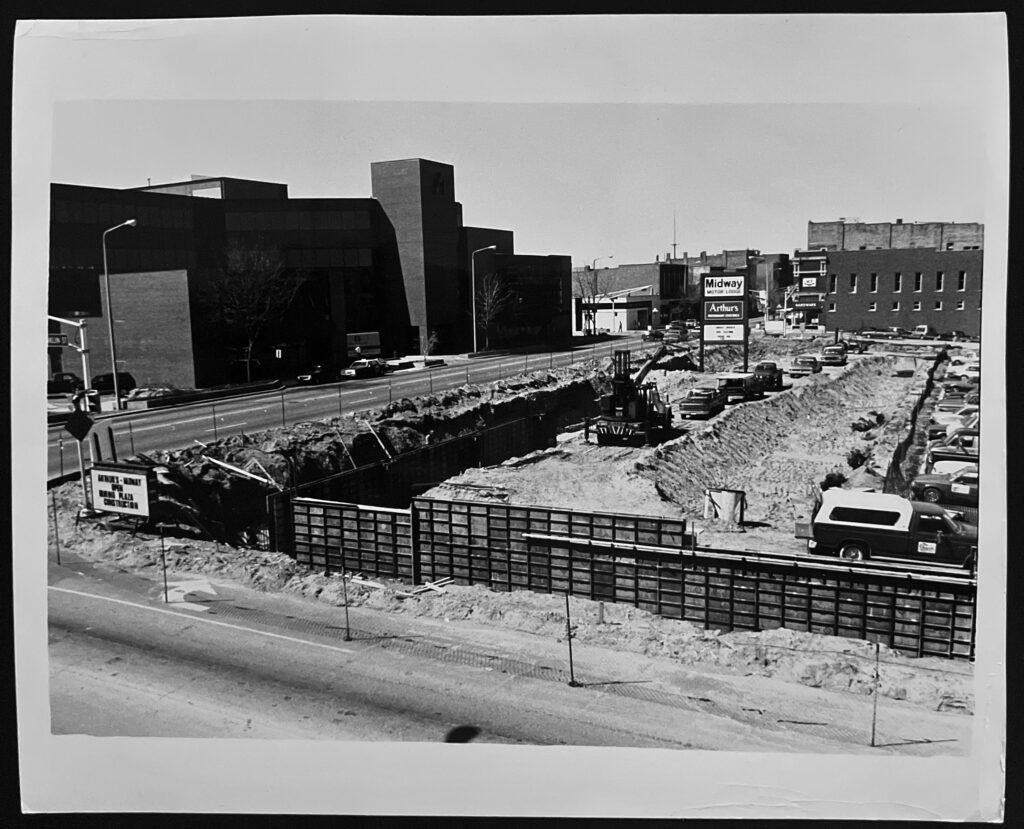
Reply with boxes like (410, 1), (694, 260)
(47, 331), (981, 750)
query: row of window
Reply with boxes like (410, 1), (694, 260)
(826, 299), (980, 312)
(225, 210), (372, 232)
(825, 271), (969, 294)
(53, 200), (192, 230)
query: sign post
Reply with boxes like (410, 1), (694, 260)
(700, 274), (749, 371)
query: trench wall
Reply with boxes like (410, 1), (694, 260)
(288, 495), (975, 659)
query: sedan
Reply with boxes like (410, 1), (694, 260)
(343, 359), (387, 379)
(788, 356), (822, 377)
(910, 465), (979, 506)
(296, 365), (337, 385)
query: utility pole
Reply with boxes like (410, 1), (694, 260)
(672, 205), (677, 261)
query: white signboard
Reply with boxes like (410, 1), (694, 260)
(702, 276), (745, 298)
(702, 324), (745, 342)
(91, 466), (151, 517)
(801, 277), (818, 288)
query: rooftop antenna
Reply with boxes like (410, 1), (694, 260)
(672, 205), (677, 260)
(147, 178), (151, 186)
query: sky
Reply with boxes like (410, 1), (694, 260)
(33, 14), (1004, 269)
(51, 99), (989, 266)
(13, 13), (1009, 819)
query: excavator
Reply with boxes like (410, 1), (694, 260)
(587, 345), (673, 446)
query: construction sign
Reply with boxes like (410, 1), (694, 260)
(699, 273), (749, 369)
(90, 462), (154, 517)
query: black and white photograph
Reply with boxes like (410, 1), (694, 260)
(12, 13), (1007, 820)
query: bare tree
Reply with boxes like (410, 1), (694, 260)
(475, 272), (514, 350)
(423, 329), (440, 359)
(203, 239), (303, 382)
(574, 266), (610, 335)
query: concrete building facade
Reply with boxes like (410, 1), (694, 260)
(49, 160), (571, 389)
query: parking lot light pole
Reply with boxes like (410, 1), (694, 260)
(102, 219), (137, 410)
(471, 245), (497, 354)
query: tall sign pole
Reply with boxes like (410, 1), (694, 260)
(700, 272), (749, 371)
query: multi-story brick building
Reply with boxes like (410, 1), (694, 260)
(790, 219), (983, 335)
(48, 160), (571, 388)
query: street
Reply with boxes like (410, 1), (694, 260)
(47, 337), (648, 481)
(47, 554), (847, 749)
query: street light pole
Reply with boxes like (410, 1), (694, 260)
(470, 245), (497, 354)
(589, 255), (613, 335)
(102, 219), (137, 411)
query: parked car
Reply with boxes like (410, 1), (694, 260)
(945, 361), (980, 381)
(642, 329), (664, 342)
(788, 355), (822, 377)
(678, 386), (728, 419)
(820, 344), (848, 366)
(47, 393), (75, 414)
(799, 489), (976, 568)
(343, 359), (387, 379)
(927, 431), (980, 469)
(929, 404), (980, 429)
(47, 371), (84, 394)
(935, 392), (980, 412)
(296, 365), (337, 385)
(92, 372), (137, 394)
(717, 373), (765, 404)
(909, 465), (979, 507)
(663, 329), (687, 344)
(910, 324), (939, 340)
(938, 330), (972, 342)
(841, 338), (868, 353)
(752, 361), (784, 391)
(684, 319), (700, 331)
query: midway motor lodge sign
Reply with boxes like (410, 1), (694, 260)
(701, 275), (746, 298)
(90, 462), (154, 517)
(701, 274), (748, 344)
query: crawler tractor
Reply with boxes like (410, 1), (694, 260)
(587, 347), (673, 446)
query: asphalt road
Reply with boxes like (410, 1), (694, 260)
(47, 337), (650, 480)
(47, 556), (789, 748)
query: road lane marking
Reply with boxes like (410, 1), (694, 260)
(203, 421), (248, 433)
(48, 586), (356, 654)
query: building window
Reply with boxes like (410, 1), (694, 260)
(914, 272), (922, 292)
(935, 300), (943, 311)
(958, 271), (966, 291)
(828, 302), (836, 312)
(956, 300), (965, 311)
(912, 300), (921, 311)
(828, 273), (837, 293)
(868, 302), (877, 312)
(893, 272), (902, 292)
(849, 274), (857, 293)
(892, 301), (900, 311)
(935, 271), (944, 291)
(869, 273), (878, 292)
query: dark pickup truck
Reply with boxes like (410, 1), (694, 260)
(678, 386), (728, 419)
(752, 361), (784, 391)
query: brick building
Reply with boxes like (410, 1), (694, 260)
(789, 220), (983, 335)
(48, 160), (571, 388)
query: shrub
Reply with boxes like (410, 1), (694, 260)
(846, 448), (869, 469)
(820, 471), (848, 491)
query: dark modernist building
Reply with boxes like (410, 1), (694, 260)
(789, 219), (983, 335)
(48, 159), (571, 389)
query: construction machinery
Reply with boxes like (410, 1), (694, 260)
(587, 346), (673, 446)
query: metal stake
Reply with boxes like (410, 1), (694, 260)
(280, 391), (286, 427)
(51, 491), (61, 566)
(58, 436), (65, 477)
(212, 403), (218, 442)
(76, 440), (90, 512)
(160, 526), (169, 603)
(389, 379), (393, 403)
(338, 383), (343, 416)
(127, 420), (135, 455)
(565, 593), (578, 687)
(341, 570), (352, 641)
(870, 641), (881, 746)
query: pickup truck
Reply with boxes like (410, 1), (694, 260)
(788, 355), (821, 377)
(678, 386), (728, 419)
(717, 373), (765, 404)
(752, 361), (784, 391)
(800, 488), (977, 568)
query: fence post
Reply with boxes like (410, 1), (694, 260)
(58, 436), (65, 477)
(160, 525), (169, 603)
(524, 354), (528, 373)
(338, 384), (343, 416)
(565, 593), (578, 687)
(281, 391), (287, 428)
(870, 641), (880, 747)
(127, 420), (136, 455)
(212, 403), (218, 442)
(51, 491), (61, 566)
(341, 571), (352, 641)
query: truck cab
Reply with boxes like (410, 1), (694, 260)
(820, 345), (848, 366)
(800, 489), (977, 568)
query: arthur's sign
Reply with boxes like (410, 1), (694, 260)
(90, 462), (153, 517)
(703, 300), (745, 322)
(702, 275), (746, 298)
